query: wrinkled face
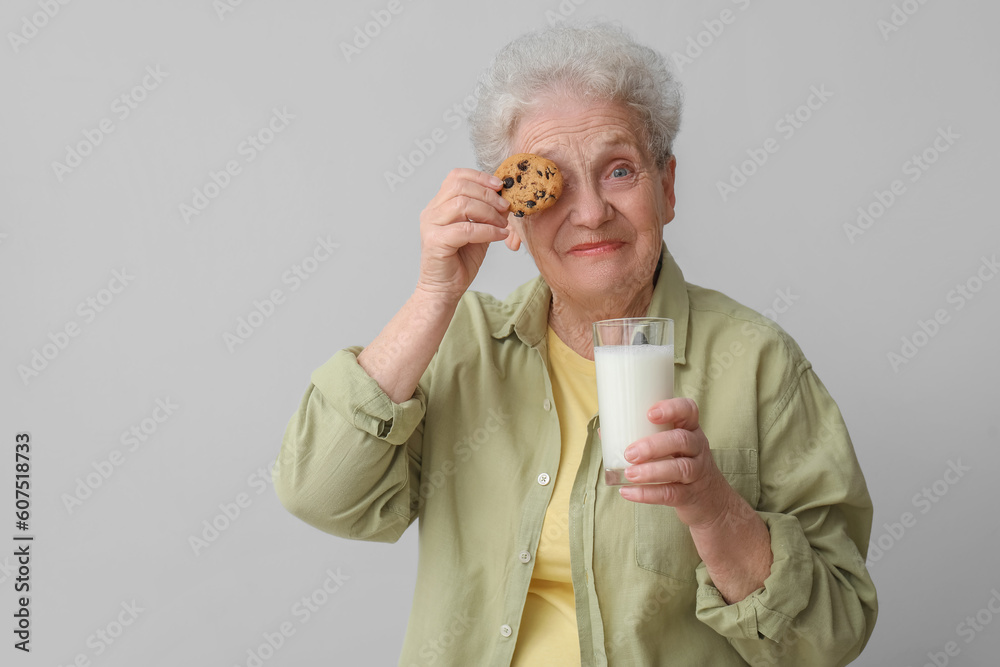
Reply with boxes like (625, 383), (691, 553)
(508, 96), (676, 312)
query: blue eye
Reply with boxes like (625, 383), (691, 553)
(611, 167), (630, 178)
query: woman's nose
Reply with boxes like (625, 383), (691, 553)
(567, 180), (613, 229)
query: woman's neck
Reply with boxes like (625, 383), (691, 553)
(548, 284), (654, 361)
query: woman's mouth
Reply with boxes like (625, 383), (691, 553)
(568, 241), (624, 256)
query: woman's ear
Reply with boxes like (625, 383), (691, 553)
(659, 156), (677, 227)
(662, 156), (677, 210)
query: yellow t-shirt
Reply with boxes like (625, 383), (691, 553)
(511, 327), (597, 665)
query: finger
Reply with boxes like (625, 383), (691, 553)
(619, 483), (681, 506)
(624, 427), (701, 464)
(647, 397), (700, 430)
(623, 454), (698, 485)
(504, 220), (522, 251)
(424, 196), (510, 232)
(436, 180), (508, 217)
(433, 220), (510, 249)
(428, 169), (507, 215)
(447, 167), (504, 192)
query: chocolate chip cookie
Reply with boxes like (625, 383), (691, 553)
(494, 153), (563, 218)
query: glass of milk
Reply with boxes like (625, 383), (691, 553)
(592, 318), (674, 486)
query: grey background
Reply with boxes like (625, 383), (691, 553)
(2, 0), (998, 665)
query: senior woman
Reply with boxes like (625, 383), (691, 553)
(274, 24), (877, 666)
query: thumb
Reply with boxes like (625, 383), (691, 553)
(504, 220), (522, 251)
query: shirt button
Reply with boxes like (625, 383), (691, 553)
(519, 550), (531, 563)
(500, 624), (512, 638)
(537, 473), (550, 486)
(543, 398), (552, 411)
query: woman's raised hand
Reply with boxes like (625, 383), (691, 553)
(416, 168), (513, 302)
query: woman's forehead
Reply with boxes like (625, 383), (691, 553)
(514, 101), (646, 161)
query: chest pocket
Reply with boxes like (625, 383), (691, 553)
(634, 448), (759, 583)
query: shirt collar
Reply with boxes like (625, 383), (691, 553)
(490, 241), (690, 365)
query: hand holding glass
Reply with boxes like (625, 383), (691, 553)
(593, 318), (674, 486)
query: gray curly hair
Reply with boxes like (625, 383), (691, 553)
(468, 23), (683, 174)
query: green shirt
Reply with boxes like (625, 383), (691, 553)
(273, 245), (878, 666)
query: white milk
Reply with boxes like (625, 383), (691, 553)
(593, 344), (674, 471)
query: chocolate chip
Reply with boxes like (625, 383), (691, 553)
(514, 211), (524, 217)
(536, 170), (543, 177)
(516, 174), (521, 183)
(517, 160), (529, 171)
(503, 177), (514, 189)
(535, 190), (546, 198)
(525, 200), (535, 208)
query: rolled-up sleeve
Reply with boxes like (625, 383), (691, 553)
(695, 512), (814, 641)
(272, 346), (427, 543)
(695, 365), (878, 666)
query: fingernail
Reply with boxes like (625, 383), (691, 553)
(648, 407), (663, 421)
(624, 446), (638, 463)
(625, 466), (639, 481)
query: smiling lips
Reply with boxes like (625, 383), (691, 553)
(568, 240), (625, 256)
